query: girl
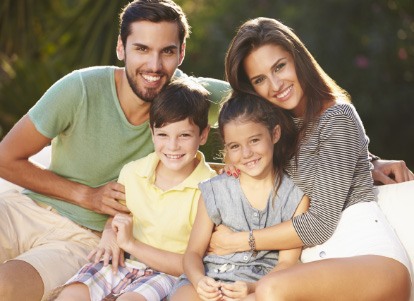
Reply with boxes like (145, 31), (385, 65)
(170, 94), (309, 301)
(210, 17), (412, 300)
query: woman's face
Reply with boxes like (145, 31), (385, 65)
(243, 44), (306, 117)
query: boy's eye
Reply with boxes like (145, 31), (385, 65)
(251, 138), (260, 144)
(157, 133), (167, 137)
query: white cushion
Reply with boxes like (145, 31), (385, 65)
(375, 181), (414, 300)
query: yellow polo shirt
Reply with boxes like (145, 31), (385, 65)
(118, 151), (216, 254)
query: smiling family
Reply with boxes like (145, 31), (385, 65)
(0, 0), (413, 301)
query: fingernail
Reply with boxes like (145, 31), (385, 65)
(233, 172), (238, 178)
(226, 171), (231, 175)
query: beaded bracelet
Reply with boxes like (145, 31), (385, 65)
(248, 230), (258, 257)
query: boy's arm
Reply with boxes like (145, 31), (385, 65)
(0, 115), (128, 216)
(113, 213), (186, 277)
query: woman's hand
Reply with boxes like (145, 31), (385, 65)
(208, 225), (243, 256)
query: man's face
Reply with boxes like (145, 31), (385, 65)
(118, 21), (185, 102)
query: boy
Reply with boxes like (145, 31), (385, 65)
(49, 78), (217, 301)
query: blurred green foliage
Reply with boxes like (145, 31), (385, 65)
(1, 0), (413, 167)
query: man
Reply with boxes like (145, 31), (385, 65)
(0, 1), (228, 300)
(0, 0), (411, 300)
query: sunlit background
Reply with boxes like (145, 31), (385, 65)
(1, 0), (413, 167)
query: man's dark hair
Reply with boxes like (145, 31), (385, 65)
(119, 0), (190, 49)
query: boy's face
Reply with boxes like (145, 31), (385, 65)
(152, 118), (209, 172)
(117, 20), (185, 103)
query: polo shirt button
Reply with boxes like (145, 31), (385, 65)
(253, 212), (258, 217)
(243, 255), (249, 261)
(319, 251), (326, 258)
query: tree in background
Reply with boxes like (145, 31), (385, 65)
(1, 0), (413, 166)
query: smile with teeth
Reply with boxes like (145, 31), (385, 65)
(142, 74), (161, 82)
(276, 85), (293, 99)
(244, 158), (260, 167)
(165, 154), (185, 160)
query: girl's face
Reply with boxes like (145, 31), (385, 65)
(243, 44), (306, 117)
(223, 119), (280, 180)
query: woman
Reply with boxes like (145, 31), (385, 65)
(214, 17), (412, 300)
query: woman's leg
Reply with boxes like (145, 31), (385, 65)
(255, 255), (410, 301)
(170, 284), (203, 301)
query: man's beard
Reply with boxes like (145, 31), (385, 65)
(126, 68), (168, 103)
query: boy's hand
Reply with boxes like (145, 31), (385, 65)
(87, 227), (125, 273)
(220, 281), (252, 300)
(112, 213), (135, 251)
(196, 276), (223, 301)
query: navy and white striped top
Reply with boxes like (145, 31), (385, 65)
(287, 102), (375, 246)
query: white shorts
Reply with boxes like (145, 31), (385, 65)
(300, 201), (412, 278)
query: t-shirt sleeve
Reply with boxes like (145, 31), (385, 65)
(199, 177), (222, 225)
(292, 108), (367, 246)
(28, 70), (84, 139)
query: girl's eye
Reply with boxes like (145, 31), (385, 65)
(227, 144), (239, 150)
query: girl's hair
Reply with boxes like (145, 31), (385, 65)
(150, 78), (211, 133)
(225, 17), (349, 137)
(218, 93), (298, 188)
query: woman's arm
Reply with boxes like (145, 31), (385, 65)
(209, 196), (310, 255)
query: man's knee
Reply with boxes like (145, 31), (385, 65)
(0, 260), (44, 300)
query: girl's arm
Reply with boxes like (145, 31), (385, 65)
(184, 197), (216, 285)
(271, 195), (310, 273)
(184, 197), (222, 300)
(112, 214), (183, 277)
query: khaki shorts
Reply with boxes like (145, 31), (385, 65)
(0, 189), (101, 297)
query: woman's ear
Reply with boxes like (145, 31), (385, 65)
(272, 125), (281, 144)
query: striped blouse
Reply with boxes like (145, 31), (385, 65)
(287, 102), (375, 246)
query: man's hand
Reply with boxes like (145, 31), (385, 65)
(372, 159), (414, 185)
(85, 182), (129, 216)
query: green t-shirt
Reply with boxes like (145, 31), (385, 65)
(26, 66), (230, 231)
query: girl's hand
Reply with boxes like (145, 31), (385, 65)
(220, 281), (253, 300)
(221, 164), (240, 178)
(196, 276), (223, 301)
(87, 227), (125, 273)
(112, 213), (135, 251)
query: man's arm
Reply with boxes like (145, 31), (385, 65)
(370, 154), (414, 185)
(0, 115), (128, 216)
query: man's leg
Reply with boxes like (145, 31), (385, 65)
(0, 260), (44, 301)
